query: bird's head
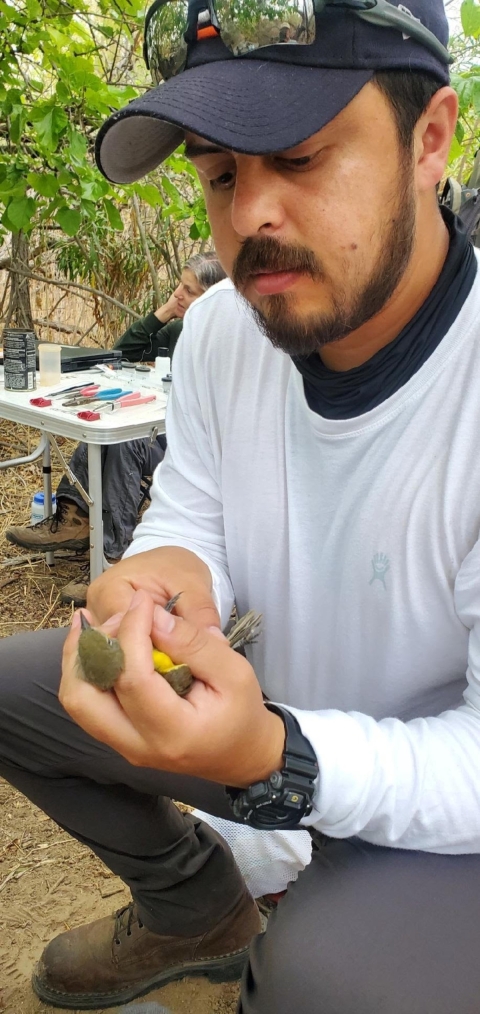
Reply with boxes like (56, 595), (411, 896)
(77, 612), (125, 691)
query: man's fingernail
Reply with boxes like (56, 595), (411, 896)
(71, 611), (81, 630)
(154, 605), (175, 634)
(208, 625), (228, 641)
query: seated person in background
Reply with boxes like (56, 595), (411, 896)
(5, 252), (226, 603)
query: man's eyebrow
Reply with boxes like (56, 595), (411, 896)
(184, 142), (228, 159)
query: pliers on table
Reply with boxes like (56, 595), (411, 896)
(62, 388), (131, 407)
(77, 392), (157, 421)
(30, 385), (100, 408)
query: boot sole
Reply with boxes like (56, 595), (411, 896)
(32, 945), (252, 1010)
(60, 591), (88, 606)
(5, 532), (89, 552)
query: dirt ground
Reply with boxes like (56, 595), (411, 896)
(0, 421), (240, 1014)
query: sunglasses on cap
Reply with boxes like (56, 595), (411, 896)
(143, 0), (452, 85)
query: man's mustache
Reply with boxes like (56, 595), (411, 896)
(232, 236), (322, 289)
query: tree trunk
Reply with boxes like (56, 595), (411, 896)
(4, 231), (34, 329)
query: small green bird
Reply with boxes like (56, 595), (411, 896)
(76, 596), (262, 694)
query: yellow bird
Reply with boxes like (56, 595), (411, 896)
(76, 593), (262, 696)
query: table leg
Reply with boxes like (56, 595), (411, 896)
(87, 443), (104, 582)
(42, 438), (55, 567)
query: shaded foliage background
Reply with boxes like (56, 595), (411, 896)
(0, 0), (211, 340)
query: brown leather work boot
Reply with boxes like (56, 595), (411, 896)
(6, 497), (89, 552)
(32, 892), (264, 1010)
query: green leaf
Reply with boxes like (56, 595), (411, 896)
(57, 169), (73, 187)
(448, 133), (463, 163)
(9, 109), (25, 144)
(461, 0), (480, 37)
(0, 175), (27, 199)
(31, 104), (68, 151)
(56, 205), (81, 236)
(161, 177), (180, 201)
(67, 129), (87, 167)
(80, 199), (97, 220)
(5, 196), (37, 231)
(133, 182), (162, 207)
(104, 199), (124, 231)
(27, 172), (60, 198)
(55, 81), (70, 104)
(80, 177), (109, 201)
(196, 219), (211, 240)
(25, 0), (42, 18)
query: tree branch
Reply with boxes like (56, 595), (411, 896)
(132, 194), (163, 305)
(4, 265), (142, 318)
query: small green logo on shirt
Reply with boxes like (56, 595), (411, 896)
(369, 553), (390, 589)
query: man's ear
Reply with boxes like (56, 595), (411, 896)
(414, 86), (459, 193)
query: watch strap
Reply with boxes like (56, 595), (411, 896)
(226, 704), (319, 830)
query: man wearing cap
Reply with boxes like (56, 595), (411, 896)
(1, 1), (480, 1011)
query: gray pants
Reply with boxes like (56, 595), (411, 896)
(2, 627), (480, 1013)
(57, 436), (166, 559)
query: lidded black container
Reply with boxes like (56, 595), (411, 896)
(2, 327), (37, 391)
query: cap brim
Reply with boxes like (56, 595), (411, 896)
(96, 62), (373, 184)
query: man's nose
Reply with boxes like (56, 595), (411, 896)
(230, 158), (287, 239)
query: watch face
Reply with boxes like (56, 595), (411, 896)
(227, 705), (318, 829)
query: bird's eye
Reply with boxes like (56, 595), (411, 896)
(106, 637), (114, 647)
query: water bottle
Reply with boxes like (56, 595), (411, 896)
(31, 492), (56, 525)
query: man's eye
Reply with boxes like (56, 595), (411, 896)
(209, 170), (235, 191)
(280, 155), (313, 169)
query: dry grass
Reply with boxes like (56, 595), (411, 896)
(0, 422), (88, 636)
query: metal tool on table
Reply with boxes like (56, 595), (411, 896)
(30, 385), (100, 408)
(76, 593), (263, 693)
(77, 392), (157, 421)
(62, 387), (132, 407)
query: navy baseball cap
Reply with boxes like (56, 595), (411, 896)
(96, 0), (451, 185)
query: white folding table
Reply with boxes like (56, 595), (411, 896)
(0, 368), (167, 581)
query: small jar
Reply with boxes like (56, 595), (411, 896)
(38, 343), (61, 386)
(31, 492), (56, 525)
(155, 356), (170, 377)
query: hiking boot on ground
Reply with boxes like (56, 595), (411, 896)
(60, 579), (89, 607)
(6, 498), (89, 553)
(32, 892), (264, 1010)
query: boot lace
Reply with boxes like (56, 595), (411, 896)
(113, 902), (144, 946)
(32, 498), (69, 533)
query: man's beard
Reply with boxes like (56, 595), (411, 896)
(231, 165), (416, 357)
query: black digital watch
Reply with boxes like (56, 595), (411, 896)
(225, 704), (319, 830)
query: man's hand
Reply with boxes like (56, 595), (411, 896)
(60, 589), (285, 788)
(87, 547), (221, 631)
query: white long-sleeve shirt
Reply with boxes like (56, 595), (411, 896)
(125, 267), (480, 853)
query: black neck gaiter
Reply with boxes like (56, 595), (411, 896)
(292, 209), (477, 420)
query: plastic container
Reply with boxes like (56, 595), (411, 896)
(162, 373), (172, 397)
(38, 343), (61, 386)
(155, 356), (170, 378)
(3, 327), (36, 391)
(31, 492), (56, 525)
